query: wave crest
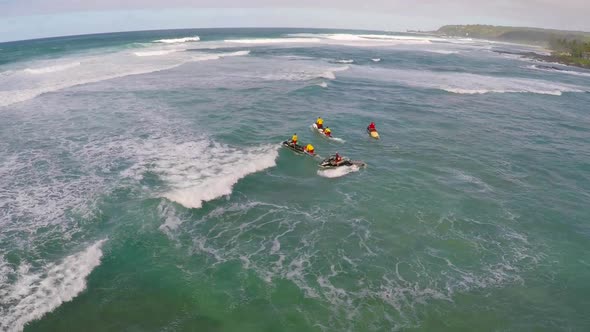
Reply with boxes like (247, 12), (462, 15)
(224, 38), (321, 44)
(134, 49), (180, 57)
(348, 67), (588, 96)
(153, 36), (200, 44)
(122, 140), (279, 209)
(0, 240), (107, 331)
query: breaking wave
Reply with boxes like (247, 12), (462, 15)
(153, 36), (200, 44)
(0, 240), (107, 332)
(23, 62), (81, 74)
(347, 67), (588, 96)
(224, 38), (321, 44)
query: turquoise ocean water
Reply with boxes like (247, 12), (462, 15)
(1, 28), (589, 331)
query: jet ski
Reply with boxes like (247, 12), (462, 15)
(282, 140), (304, 153)
(319, 156), (366, 168)
(282, 141), (316, 156)
(312, 123), (334, 139)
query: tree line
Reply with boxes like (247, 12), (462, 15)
(549, 38), (590, 58)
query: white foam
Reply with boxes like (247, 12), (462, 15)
(270, 238), (281, 254)
(122, 140), (279, 209)
(153, 36), (200, 44)
(358, 34), (436, 43)
(262, 65), (349, 82)
(0, 240), (106, 331)
(23, 62), (81, 74)
(164, 146), (278, 209)
(526, 64), (590, 78)
(318, 82), (328, 88)
(321, 71), (336, 80)
(287, 33), (438, 45)
(371, 58), (381, 62)
(224, 38), (321, 44)
(347, 67), (587, 96)
(134, 49), (180, 57)
(220, 50), (251, 57)
(427, 50), (460, 55)
(0, 48), (250, 107)
(445, 87), (564, 96)
(317, 165), (360, 178)
(158, 201), (184, 234)
(188, 51), (250, 63)
(336, 59), (354, 64)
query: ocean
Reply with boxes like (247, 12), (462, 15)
(0, 28), (589, 331)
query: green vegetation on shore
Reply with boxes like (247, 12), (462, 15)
(549, 38), (590, 67)
(436, 25), (590, 68)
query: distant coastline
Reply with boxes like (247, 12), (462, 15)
(429, 25), (590, 69)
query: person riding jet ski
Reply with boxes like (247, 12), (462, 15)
(316, 117), (324, 129)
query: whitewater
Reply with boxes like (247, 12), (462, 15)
(0, 28), (589, 332)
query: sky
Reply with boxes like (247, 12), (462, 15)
(0, 0), (589, 42)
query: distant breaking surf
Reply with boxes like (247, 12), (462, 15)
(153, 36), (200, 44)
(224, 38), (321, 44)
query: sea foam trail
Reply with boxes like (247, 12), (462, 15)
(348, 67), (588, 96)
(0, 240), (106, 332)
(317, 165), (360, 178)
(153, 36), (200, 43)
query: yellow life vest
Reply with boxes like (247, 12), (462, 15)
(317, 118), (323, 125)
(325, 128), (331, 134)
(292, 134), (298, 142)
(306, 144), (314, 152)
